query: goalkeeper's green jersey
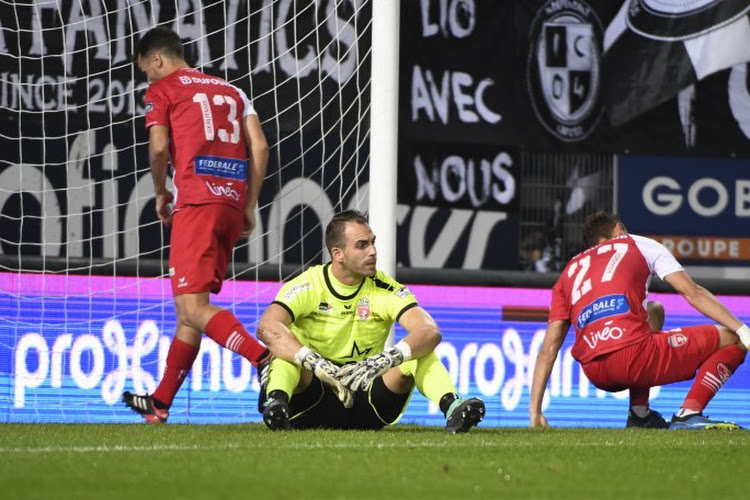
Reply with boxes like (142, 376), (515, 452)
(272, 263), (418, 365)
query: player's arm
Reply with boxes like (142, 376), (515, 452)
(395, 306), (441, 358)
(240, 113), (269, 238)
(256, 303), (303, 363)
(148, 124), (173, 226)
(663, 271), (749, 344)
(529, 319), (570, 428)
(256, 302), (355, 407)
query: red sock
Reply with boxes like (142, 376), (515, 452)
(629, 388), (649, 408)
(681, 345), (746, 412)
(153, 338), (199, 407)
(204, 309), (268, 366)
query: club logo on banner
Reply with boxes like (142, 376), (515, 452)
(527, 0), (603, 142)
(627, 0), (750, 41)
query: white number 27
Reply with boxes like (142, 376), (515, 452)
(568, 243), (628, 305)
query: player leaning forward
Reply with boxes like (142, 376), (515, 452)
(530, 211), (750, 430)
(123, 26), (271, 422)
(256, 210), (485, 432)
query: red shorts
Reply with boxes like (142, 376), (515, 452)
(169, 204), (243, 296)
(582, 325), (721, 392)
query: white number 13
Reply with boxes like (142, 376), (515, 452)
(192, 92), (240, 144)
(568, 243), (628, 305)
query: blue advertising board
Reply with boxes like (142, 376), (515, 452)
(1, 272), (749, 427)
(616, 155), (750, 237)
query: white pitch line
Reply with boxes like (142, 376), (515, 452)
(0, 440), (519, 454)
(2, 437), (739, 455)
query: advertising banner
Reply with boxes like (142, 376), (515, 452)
(616, 155), (750, 264)
(3, 272), (749, 427)
(400, 1), (750, 156)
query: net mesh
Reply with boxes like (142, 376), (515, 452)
(0, 0), (372, 422)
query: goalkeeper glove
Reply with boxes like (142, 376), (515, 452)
(337, 341), (412, 392)
(294, 347), (354, 408)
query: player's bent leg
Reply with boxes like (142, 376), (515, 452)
(381, 364), (415, 394)
(400, 353), (485, 433)
(260, 358), (302, 429)
(175, 293), (270, 367)
(365, 376), (412, 428)
(668, 325), (746, 429)
(625, 301), (666, 428)
(122, 325), (200, 423)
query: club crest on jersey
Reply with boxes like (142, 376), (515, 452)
(668, 332), (688, 348)
(527, 0), (603, 142)
(357, 297), (370, 321)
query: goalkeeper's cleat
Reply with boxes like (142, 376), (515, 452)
(445, 397), (485, 434)
(262, 398), (292, 431)
(669, 413), (742, 430)
(122, 391), (169, 423)
(626, 409), (669, 429)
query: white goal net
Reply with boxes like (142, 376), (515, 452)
(0, 0), (372, 422)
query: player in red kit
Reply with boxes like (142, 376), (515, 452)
(122, 26), (270, 422)
(530, 212), (750, 430)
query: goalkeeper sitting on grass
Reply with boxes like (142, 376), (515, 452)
(255, 210), (485, 433)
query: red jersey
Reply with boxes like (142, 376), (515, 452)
(549, 234), (683, 364)
(144, 67), (256, 212)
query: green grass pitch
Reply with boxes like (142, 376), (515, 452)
(1, 424), (748, 499)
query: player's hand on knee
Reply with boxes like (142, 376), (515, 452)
(293, 346), (354, 408)
(337, 346), (405, 392)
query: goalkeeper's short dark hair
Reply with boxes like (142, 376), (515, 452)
(582, 211), (626, 247)
(136, 26), (184, 61)
(325, 210), (369, 253)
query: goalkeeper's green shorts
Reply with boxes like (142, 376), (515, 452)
(287, 376), (410, 429)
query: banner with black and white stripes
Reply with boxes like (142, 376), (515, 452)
(400, 0), (750, 156)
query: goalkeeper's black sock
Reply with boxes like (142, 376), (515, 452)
(267, 389), (290, 404)
(439, 392), (460, 417)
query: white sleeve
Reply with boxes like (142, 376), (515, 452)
(631, 234), (683, 280)
(234, 86), (257, 118)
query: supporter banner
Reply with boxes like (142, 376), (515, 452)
(616, 154), (750, 263)
(401, 1), (750, 156)
(3, 272), (749, 427)
(399, 1), (521, 145)
(0, 1), (368, 136)
(397, 143), (520, 269)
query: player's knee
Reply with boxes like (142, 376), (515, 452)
(646, 301), (665, 331)
(717, 325), (746, 351)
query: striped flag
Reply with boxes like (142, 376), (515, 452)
(602, 0), (750, 126)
